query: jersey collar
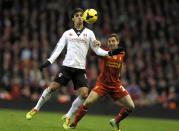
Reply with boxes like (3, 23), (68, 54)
(73, 27), (85, 36)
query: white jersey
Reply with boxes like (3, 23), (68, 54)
(48, 28), (108, 69)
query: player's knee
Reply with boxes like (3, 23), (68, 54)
(48, 86), (57, 92)
(49, 82), (62, 92)
(80, 92), (88, 100)
(78, 87), (89, 99)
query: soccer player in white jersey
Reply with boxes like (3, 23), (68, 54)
(26, 8), (123, 128)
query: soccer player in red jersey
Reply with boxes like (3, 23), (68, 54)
(69, 34), (135, 131)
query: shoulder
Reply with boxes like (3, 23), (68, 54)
(84, 28), (94, 34)
(62, 29), (73, 36)
(64, 29), (73, 34)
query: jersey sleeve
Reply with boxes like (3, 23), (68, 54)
(89, 31), (108, 56)
(48, 32), (67, 63)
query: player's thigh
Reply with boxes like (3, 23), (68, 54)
(118, 95), (135, 110)
(92, 82), (107, 97)
(110, 84), (128, 101)
(83, 91), (101, 106)
(53, 66), (72, 87)
(72, 69), (88, 90)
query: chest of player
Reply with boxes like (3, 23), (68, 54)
(67, 32), (89, 46)
(105, 55), (123, 69)
(107, 55), (123, 62)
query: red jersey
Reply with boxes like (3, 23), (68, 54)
(97, 51), (125, 86)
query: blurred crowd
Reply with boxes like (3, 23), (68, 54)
(0, 0), (179, 109)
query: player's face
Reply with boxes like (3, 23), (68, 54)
(107, 37), (119, 49)
(72, 12), (84, 26)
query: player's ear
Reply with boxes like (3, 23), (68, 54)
(72, 17), (74, 22)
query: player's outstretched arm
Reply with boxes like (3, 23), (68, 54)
(108, 47), (125, 56)
(91, 40), (109, 56)
(91, 40), (125, 57)
(39, 32), (67, 71)
(48, 32), (67, 64)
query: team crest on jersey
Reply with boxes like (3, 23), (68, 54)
(58, 73), (63, 77)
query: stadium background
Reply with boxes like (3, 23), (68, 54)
(0, 0), (179, 120)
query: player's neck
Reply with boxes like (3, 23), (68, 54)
(109, 46), (118, 50)
(74, 24), (84, 30)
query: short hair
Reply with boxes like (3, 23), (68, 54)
(71, 8), (84, 18)
(107, 33), (120, 42)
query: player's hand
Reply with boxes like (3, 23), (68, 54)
(108, 47), (125, 56)
(93, 40), (101, 47)
(39, 60), (51, 71)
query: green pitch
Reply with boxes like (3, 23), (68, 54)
(0, 109), (178, 131)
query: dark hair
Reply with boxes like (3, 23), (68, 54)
(71, 8), (84, 18)
(107, 33), (120, 42)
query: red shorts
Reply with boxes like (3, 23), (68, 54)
(92, 82), (129, 101)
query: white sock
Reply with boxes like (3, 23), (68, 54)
(34, 87), (52, 111)
(65, 96), (84, 118)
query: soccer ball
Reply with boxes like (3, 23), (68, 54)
(83, 9), (98, 24)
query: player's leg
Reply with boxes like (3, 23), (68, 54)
(70, 90), (101, 128)
(114, 95), (135, 123)
(62, 96), (84, 118)
(62, 87), (89, 129)
(110, 95), (135, 131)
(35, 82), (63, 110)
(65, 87), (89, 118)
(26, 66), (71, 120)
(26, 82), (62, 120)
(62, 69), (89, 128)
(61, 96), (83, 126)
(110, 85), (135, 131)
(69, 82), (105, 128)
(62, 87), (88, 128)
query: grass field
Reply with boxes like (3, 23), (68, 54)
(0, 109), (179, 131)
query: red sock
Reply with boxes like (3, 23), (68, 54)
(115, 108), (132, 123)
(74, 105), (88, 125)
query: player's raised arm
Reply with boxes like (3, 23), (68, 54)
(91, 39), (125, 57)
(91, 43), (108, 56)
(39, 32), (67, 71)
(89, 31), (108, 56)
